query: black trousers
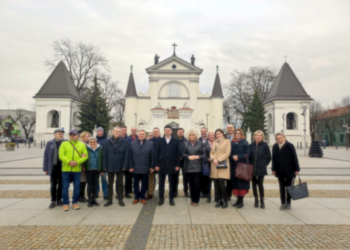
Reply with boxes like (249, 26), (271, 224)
(159, 173), (176, 200)
(125, 171), (133, 194)
(278, 176), (293, 204)
(173, 170), (180, 194)
(214, 179), (228, 201)
(201, 175), (211, 197)
(50, 164), (62, 202)
(252, 176), (265, 198)
(188, 172), (201, 203)
(108, 172), (124, 201)
(226, 178), (233, 199)
(86, 171), (100, 200)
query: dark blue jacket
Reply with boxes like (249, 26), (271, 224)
(129, 139), (154, 174)
(178, 137), (187, 168)
(155, 136), (180, 175)
(230, 139), (251, 190)
(127, 135), (138, 143)
(249, 141), (271, 176)
(96, 134), (107, 148)
(150, 136), (161, 150)
(103, 137), (129, 173)
(43, 139), (64, 176)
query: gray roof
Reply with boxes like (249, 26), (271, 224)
(125, 72), (137, 97)
(263, 62), (312, 104)
(211, 73), (224, 98)
(33, 61), (80, 100)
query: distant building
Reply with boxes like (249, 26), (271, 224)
(33, 61), (80, 142)
(263, 63), (313, 147)
(314, 106), (350, 146)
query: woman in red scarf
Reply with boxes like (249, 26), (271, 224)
(230, 129), (251, 208)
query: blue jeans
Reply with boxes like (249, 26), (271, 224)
(96, 174), (108, 197)
(62, 172), (81, 205)
(133, 173), (148, 200)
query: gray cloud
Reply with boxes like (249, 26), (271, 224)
(0, 0), (349, 110)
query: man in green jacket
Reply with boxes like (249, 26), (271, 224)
(59, 129), (88, 211)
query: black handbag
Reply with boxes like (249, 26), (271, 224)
(286, 176), (309, 200)
(216, 160), (228, 169)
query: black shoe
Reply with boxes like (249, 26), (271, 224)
(104, 196), (108, 200)
(215, 200), (222, 208)
(104, 200), (113, 207)
(169, 200), (175, 206)
(184, 191), (190, 198)
(118, 200), (125, 207)
(79, 197), (88, 203)
(222, 201), (228, 209)
(260, 198), (265, 209)
(56, 200), (63, 206)
(227, 197), (231, 201)
(88, 200), (93, 207)
(206, 197), (211, 203)
(214, 198), (219, 203)
(254, 197), (259, 208)
(93, 199), (100, 206)
(49, 202), (56, 209)
(232, 197), (240, 207)
(158, 199), (164, 206)
(125, 193), (132, 199)
(236, 197), (244, 209)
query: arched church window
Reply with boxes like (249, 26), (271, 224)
(168, 84), (180, 97)
(47, 110), (60, 128)
(286, 112), (297, 130)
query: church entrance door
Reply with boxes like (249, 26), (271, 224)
(166, 122), (179, 138)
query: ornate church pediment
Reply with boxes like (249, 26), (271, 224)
(146, 55), (203, 74)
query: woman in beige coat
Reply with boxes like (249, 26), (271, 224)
(210, 128), (231, 208)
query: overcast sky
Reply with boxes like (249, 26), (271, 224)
(0, 0), (349, 110)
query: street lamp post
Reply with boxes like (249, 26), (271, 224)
(206, 113), (209, 129)
(134, 113), (137, 128)
(300, 102), (310, 156)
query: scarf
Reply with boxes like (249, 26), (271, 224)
(113, 136), (121, 148)
(232, 138), (241, 144)
(215, 137), (224, 148)
(278, 141), (286, 149)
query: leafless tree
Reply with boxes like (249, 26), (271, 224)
(0, 110), (25, 137)
(45, 38), (109, 91)
(309, 100), (324, 141)
(99, 74), (124, 113)
(18, 111), (36, 139)
(225, 66), (277, 124)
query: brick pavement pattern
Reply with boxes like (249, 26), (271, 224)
(0, 225), (132, 250)
(146, 225), (350, 249)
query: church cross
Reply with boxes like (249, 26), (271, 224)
(172, 43), (177, 55)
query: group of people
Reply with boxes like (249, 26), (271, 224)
(43, 124), (300, 212)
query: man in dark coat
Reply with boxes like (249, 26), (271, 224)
(146, 127), (161, 199)
(125, 127), (138, 198)
(43, 129), (65, 209)
(129, 130), (154, 204)
(103, 126), (129, 207)
(155, 126), (180, 206)
(177, 128), (188, 197)
(95, 127), (108, 200)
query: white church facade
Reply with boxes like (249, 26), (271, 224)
(124, 50), (224, 134)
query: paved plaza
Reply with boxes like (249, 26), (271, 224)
(0, 145), (350, 249)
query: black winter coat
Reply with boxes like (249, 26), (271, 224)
(96, 134), (107, 148)
(230, 139), (251, 190)
(249, 141), (271, 176)
(182, 140), (206, 173)
(155, 137), (180, 175)
(272, 141), (300, 179)
(129, 139), (154, 174)
(103, 137), (129, 173)
(178, 137), (187, 168)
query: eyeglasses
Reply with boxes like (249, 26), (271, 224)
(235, 133), (241, 135)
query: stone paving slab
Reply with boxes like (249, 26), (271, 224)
(153, 197), (191, 225)
(287, 208), (350, 225)
(146, 224), (350, 249)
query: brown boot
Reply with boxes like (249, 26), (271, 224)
(72, 203), (80, 210)
(146, 194), (153, 200)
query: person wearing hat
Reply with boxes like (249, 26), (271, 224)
(95, 127), (108, 200)
(43, 129), (65, 209)
(59, 129), (88, 211)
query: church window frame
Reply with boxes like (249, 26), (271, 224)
(168, 83), (180, 97)
(47, 110), (60, 128)
(286, 112), (298, 130)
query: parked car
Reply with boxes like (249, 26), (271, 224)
(0, 137), (10, 143)
(11, 137), (26, 143)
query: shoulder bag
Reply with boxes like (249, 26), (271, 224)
(286, 175), (309, 200)
(235, 154), (254, 181)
